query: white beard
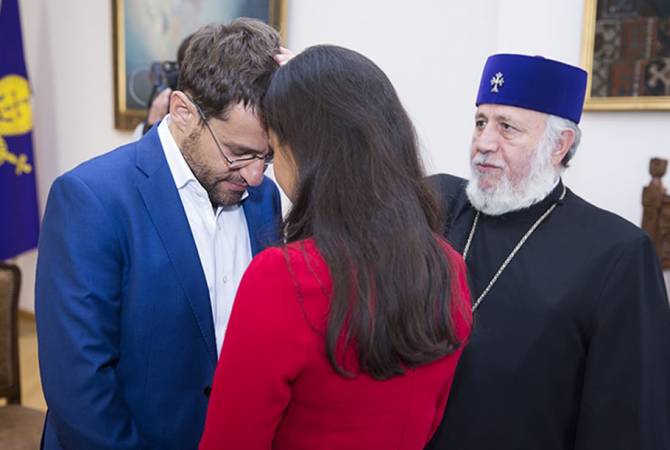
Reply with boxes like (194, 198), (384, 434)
(466, 134), (560, 216)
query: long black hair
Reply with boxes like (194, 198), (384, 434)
(263, 45), (460, 380)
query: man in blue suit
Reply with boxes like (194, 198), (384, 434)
(35, 20), (282, 450)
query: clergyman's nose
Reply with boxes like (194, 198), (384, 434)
(474, 124), (499, 154)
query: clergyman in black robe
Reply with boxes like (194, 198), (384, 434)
(426, 54), (670, 450)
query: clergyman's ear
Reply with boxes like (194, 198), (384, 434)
(552, 128), (575, 167)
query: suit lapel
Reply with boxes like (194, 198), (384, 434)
(135, 127), (218, 366)
(243, 182), (281, 257)
(242, 198), (262, 257)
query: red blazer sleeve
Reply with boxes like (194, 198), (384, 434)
(199, 247), (308, 450)
(427, 246), (473, 439)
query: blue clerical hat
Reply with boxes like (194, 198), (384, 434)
(476, 54), (588, 124)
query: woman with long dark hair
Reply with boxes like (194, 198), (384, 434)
(199, 45), (472, 450)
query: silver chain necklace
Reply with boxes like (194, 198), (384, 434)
(463, 185), (567, 312)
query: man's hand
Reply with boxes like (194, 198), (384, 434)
(274, 47), (295, 66)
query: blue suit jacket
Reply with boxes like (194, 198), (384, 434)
(35, 126), (282, 450)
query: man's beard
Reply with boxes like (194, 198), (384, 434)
(466, 133), (560, 216)
(181, 129), (247, 207)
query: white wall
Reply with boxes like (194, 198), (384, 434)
(284, 0), (500, 177)
(14, 0), (669, 310)
(16, 0), (134, 311)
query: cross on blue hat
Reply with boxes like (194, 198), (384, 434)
(476, 54), (588, 124)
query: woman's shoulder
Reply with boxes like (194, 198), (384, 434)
(256, 239), (326, 272)
(247, 239), (317, 271)
(285, 238), (322, 259)
(434, 235), (472, 338)
(435, 236), (466, 269)
(249, 239), (330, 294)
(254, 238), (321, 262)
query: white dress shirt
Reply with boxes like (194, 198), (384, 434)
(158, 116), (252, 355)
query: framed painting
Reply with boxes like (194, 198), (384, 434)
(112, 0), (287, 130)
(581, 0), (670, 110)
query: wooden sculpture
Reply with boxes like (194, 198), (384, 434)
(642, 158), (670, 269)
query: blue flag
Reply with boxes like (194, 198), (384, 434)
(0, 0), (39, 260)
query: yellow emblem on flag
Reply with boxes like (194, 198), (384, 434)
(0, 75), (33, 175)
(0, 74), (32, 136)
(0, 135), (32, 175)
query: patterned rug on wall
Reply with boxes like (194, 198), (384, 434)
(592, 0), (670, 97)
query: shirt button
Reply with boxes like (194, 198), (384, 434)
(223, 275), (228, 283)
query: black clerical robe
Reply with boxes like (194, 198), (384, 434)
(426, 174), (670, 450)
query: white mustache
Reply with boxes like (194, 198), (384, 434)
(471, 153), (505, 169)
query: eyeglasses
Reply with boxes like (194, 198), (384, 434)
(186, 94), (274, 169)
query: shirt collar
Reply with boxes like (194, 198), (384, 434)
(159, 115), (198, 190)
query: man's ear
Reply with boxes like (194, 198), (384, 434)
(169, 91), (195, 133)
(551, 128), (575, 167)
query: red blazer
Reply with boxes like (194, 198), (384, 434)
(199, 239), (472, 450)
